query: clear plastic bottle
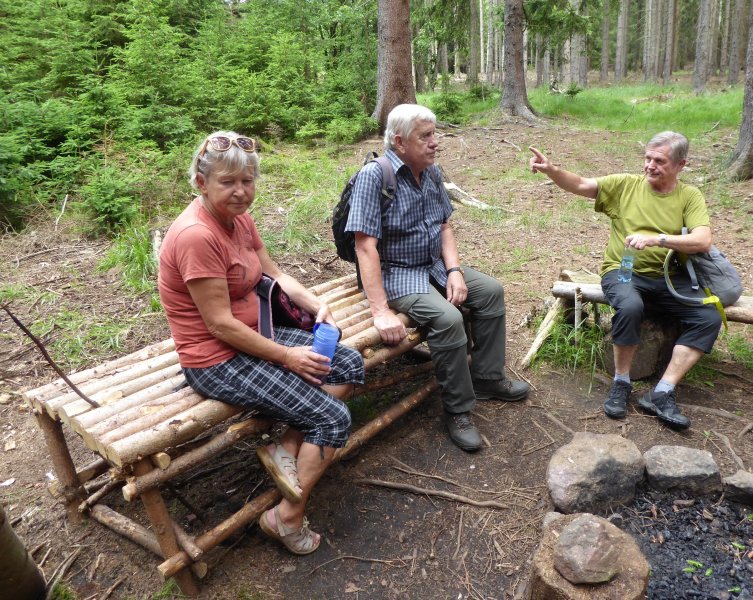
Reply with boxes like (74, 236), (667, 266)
(617, 245), (637, 283)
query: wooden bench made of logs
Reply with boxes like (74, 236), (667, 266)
(522, 269), (753, 369)
(22, 272), (439, 597)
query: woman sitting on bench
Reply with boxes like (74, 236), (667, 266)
(158, 131), (365, 555)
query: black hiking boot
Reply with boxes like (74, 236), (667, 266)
(603, 380), (632, 419)
(637, 389), (690, 430)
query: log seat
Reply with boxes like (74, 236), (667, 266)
(521, 268), (752, 369)
(21, 272), (437, 596)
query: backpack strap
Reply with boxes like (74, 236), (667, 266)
(680, 227), (699, 291)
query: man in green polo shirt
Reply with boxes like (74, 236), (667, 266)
(528, 131), (722, 429)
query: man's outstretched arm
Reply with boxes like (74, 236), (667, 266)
(529, 146), (599, 199)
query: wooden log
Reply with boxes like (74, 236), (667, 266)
(90, 390), (202, 453)
(724, 296), (753, 324)
(48, 457), (109, 499)
(78, 479), (122, 513)
(122, 417), (271, 501)
(35, 411), (86, 524)
(106, 400), (246, 468)
(341, 317), (376, 339)
(319, 286), (362, 305)
(151, 452), (172, 470)
(443, 182), (498, 210)
(363, 332), (425, 370)
(107, 400), (244, 467)
(89, 505), (207, 579)
(172, 522), (203, 561)
(25, 338), (175, 409)
(159, 377), (438, 579)
(336, 307), (373, 330)
(354, 360), (434, 395)
(67, 375), (186, 432)
(333, 299), (370, 322)
(133, 459), (199, 596)
(551, 281), (606, 304)
(84, 387), (198, 450)
(329, 291), (367, 312)
(344, 313), (415, 351)
(44, 351), (180, 417)
(520, 298), (566, 369)
(309, 273), (357, 295)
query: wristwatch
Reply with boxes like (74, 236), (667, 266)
(446, 267), (465, 276)
(658, 233), (668, 247)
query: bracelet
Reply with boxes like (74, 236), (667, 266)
(446, 266), (464, 276)
(282, 347), (291, 369)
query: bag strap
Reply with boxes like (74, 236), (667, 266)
(680, 227), (699, 291)
(256, 274), (276, 341)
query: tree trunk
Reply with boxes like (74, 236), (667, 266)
(543, 41), (551, 87)
(601, 0), (611, 82)
(372, 0), (416, 131)
(413, 20), (426, 93)
(536, 33), (545, 86)
(644, 0), (662, 80)
(0, 504), (46, 600)
(500, 0), (536, 119)
(710, 0), (721, 75)
(721, 0), (732, 73)
(729, 0), (746, 83)
(469, 0), (481, 85)
(694, 0), (713, 92)
(615, 0), (630, 81)
(728, 5), (753, 179)
(496, 0), (504, 85)
(663, 0), (676, 83)
(487, 0), (496, 83)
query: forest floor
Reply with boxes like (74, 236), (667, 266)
(4, 110), (753, 600)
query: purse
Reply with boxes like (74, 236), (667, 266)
(256, 274), (316, 340)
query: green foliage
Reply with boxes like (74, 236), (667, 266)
(535, 318), (606, 383)
(726, 332), (753, 371)
(429, 93), (465, 123)
(530, 85), (743, 139)
(79, 165), (139, 235)
(50, 582), (77, 600)
(98, 224), (157, 294)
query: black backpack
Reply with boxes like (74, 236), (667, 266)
(332, 152), (396, 263)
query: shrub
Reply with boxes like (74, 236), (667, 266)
(430, 93), (464, 124)
(79, 165), (139, 235)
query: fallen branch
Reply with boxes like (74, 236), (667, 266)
(713, 430), (746, 471)
(738, 422), (753, 439)
(520, 298), (565, 369)
(355, 478), (509, 509)
(44, 549), (81, 600)
(100, 576), (125, 600)
(309, 554), (405, 575)
(535, 409), (574, 436)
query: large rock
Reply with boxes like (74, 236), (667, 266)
(644, 445), (722, 494)
(723, 470), (753, 503)
(547, 432), (645, 513)
(553, 515), (621, 584)
(601, 318), (679, 380)
(529, 513), (650, 600)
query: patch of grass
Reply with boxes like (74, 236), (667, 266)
(684, 348), (724, 386)
(50, 583), (77, 600)
(518, 207), (553, 230)
(497, 245), (537, 274)
(98, 223), (157, 295)
(534, 318), (606, 386)
(0, 283), (58, 305)
(29, 310), (136, 370)
(529, 84), (743, 138)
(727, 332), (753, 370)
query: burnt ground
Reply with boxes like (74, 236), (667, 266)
(3, 112), (753, 600)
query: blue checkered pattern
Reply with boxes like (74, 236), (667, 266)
(345, 149), (454, 301)
(183, 327), (364, 448)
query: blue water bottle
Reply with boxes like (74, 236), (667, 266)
(312, 323), (340, 362)
(617, 246), (637, 283)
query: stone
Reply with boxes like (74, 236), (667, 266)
(547, 432), (645, 513)
(543, 511), (565, 528)
(553, 514), (621, 584)
(723, 470), (753, 504)
(644, 445), (722, 494)
(529, 513), (650, 600)
(601, 318), (679, 380)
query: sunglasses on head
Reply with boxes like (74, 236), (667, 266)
(200, 135), (257, 156)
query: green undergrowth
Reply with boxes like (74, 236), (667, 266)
(529, 84), (742, 140)
(534, 314), (608, 388)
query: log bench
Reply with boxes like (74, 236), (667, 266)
(21, 273), (438, 596)
(522, 269), (753, 370)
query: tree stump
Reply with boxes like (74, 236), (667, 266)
(601, 317), (679, 380)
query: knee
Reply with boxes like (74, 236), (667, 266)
(614, 300), (644, 324)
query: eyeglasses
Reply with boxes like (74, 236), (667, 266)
(199, 135), (257, 157)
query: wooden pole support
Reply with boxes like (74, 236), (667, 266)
(133, 459), (199, 596)
(35, 411), (87, 524)
(159, 378), (439, 579)
(48, 457), (109, 499)
(122, 417), (271, 501)
(520, 298), (566, 369)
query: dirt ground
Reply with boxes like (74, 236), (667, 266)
(3, 113), (753, 600)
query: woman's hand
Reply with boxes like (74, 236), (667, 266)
(283, 345), (332, 385)
(315, 303), (337, 328)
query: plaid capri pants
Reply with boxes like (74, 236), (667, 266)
(183, 327), (365, 448)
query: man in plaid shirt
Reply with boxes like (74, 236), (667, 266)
(345, 104), (529, 451)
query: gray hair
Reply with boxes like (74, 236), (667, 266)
(383, 104), (437, 151)
(188, 130), (260, 190)
(646, 131), (689, 164)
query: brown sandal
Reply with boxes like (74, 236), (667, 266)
(259, 506), (321, 555)
(256, 444), (302, 503)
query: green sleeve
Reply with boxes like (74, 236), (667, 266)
(681, 183), (710, 231)
(595, 174), (631, 219)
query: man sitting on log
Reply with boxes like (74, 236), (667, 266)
(345, 103), (529, 452)
(529, 131), (722, 429)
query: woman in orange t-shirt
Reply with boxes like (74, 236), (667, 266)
(158, 131), (364, 555)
